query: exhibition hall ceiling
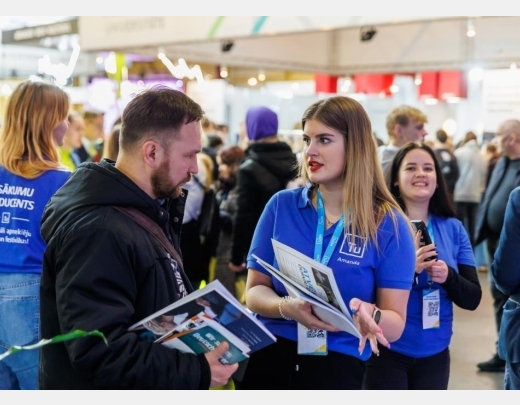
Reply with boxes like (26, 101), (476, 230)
(5, 16), (510, 82)
(0, 16), (463, 36)
(0, 16), (72, 31)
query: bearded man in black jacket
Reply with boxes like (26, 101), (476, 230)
(39, 86), (238, 389)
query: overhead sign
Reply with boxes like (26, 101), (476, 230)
(78, 16), (452, 51)
(1, 18), (78, 44)
(481, 69), (520, 132)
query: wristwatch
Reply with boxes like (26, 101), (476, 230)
(372, 305), (382, 325)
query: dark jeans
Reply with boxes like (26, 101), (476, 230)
(364, 345), (450, 390)
(487, 236), (509, 348)
(234, 336), (366, 390)
(455, 202), (479, 246)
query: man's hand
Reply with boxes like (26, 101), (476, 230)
(229, 262), (246, 273)
(204, 342), (239, 388)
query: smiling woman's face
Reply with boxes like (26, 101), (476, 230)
(396, 148), (437, 206)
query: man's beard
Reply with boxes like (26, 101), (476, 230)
(151, 159), (191, 200)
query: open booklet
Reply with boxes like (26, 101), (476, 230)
(129, 279), (276, 365)
(159, 312), (250, 365)
(253, 239), (361, 339)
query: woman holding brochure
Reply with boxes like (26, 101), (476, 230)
(364, 142), (481, 390)
(234, 96), (416, 390)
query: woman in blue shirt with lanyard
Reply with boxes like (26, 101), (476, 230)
(364, 142), (482, 390)
(234, 96), (416, 390)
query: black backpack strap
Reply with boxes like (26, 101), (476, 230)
(191, 174), (205, 190)
(112, 205), (193, 291)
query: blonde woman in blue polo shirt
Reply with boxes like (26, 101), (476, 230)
(364, 142), (482, 390)
(235, 96), (416, 390)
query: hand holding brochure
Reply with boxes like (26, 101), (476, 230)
(159, 312), (250, 364)
(128, 279), (276, 364)
(253, 239), (361, 339)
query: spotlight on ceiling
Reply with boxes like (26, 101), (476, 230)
(360, 27), (377, 42)
(221, 39), (234, 53)
(466, 18), (476, 37)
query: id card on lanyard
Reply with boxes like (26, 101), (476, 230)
(422, 217), (440, 329)
(297, 190), (345, 355)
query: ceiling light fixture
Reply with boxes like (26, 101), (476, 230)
(221, 39), (234, 53)
(360, 26), (377, 42)
(38, 43), (81, 86)
(467, 18), (476, 37)
(158, 52), (204, 83)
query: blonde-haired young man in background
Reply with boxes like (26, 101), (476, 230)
(378, 105), (428, 171)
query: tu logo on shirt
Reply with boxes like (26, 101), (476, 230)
(339, 234), (366, 258)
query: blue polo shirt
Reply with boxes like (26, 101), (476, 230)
(0, 167), (70, 274)
(246, 185), (416, 360)
(389, 214), (475, 357)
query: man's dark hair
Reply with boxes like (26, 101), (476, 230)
(436, 129), (448, 143)
(120, 85), (204, 151)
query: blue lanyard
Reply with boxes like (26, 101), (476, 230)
(314, 189), (345, 266)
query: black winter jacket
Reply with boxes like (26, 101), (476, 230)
(39, 160), (211, 389)
(230, 141), (298, 265)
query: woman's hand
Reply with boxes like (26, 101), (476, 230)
(349, 298), (389, 356)
(280, 297), (340, 332)
(414, 231), (437, 274)
(425, 259), (449, 284)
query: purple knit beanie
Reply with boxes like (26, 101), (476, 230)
(246, 106), (278, 141)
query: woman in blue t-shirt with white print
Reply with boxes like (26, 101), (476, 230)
(0, 80), (71, 390)
(364, 142), (482, 390)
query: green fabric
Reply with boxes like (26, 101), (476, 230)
(59, 147), (77, 171)
(0, 330), (107, 362)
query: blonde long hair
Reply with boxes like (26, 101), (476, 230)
(0, 80), (70, 178)
(299, 96), (406, 245)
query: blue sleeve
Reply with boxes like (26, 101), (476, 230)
(375, 211), (416, 290)
(455, 220), (476, 267)
(492, 187), (520, 295)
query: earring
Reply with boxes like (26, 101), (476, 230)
(436, 184), (439, 189)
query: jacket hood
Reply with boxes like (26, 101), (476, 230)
(244, 142), (298, 181)
(246, 106), (278, 141)
(41, 160), (164, 242)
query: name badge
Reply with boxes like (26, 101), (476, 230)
(297, 323), (327, 355)
(422, 289), (440, 329)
